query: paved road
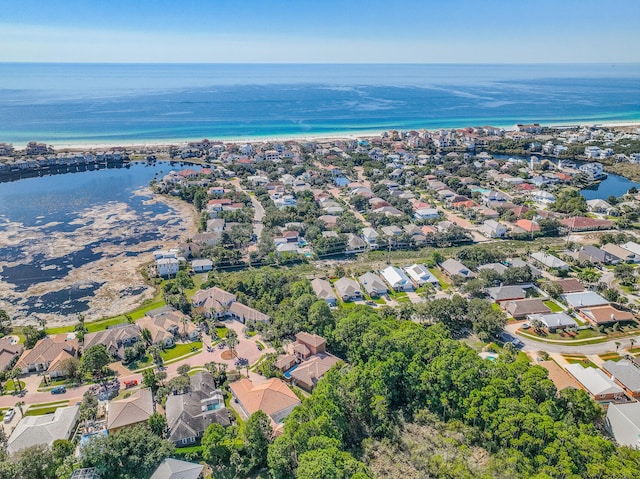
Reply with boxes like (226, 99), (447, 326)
(505, 322), (640, 355)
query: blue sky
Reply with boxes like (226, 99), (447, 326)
(1, 0), (639, 63)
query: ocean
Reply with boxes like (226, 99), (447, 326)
(0, 63), (639, 145)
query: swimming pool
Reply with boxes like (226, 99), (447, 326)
(284, 364), (299, 379)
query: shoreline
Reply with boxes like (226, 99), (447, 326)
(7, 119), (640, 151)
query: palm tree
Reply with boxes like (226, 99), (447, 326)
(227, 330), (238, 356)
(615, 341), (621, 353)
(15, 401), (25, 417)
(10, 368), (22, 393)
(631, 338), (637, 352)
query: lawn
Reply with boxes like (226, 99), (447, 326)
(543, 300), (563, 313)
(3, 380), (26, 395)
(216, 327), (228, 339)
(598, 352), (623, 362)
(25, 401), (69, 416)
(428, 268), (449, 289)
(161, 341), (202, 361)
(519, 328), (605, 343)
(562, 354), (597, 368)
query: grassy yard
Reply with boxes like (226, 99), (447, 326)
(216, 327), (228, 339)
(598, 352), (623, 362)
(25, 401), (69, 416)
(543, 300), (563, 313)
(562, 354), (597, 368)
(519, 328), (605, 343)
(428, 268), (450, 289)
(161, 341), (202, 361)
(3, 380), (26, 395)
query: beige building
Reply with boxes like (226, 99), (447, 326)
(229, 378), (300, 427)
(107, 389), (154, 432)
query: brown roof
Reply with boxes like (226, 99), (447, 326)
(504, 298), (551, 317)
(295, 332), (326, 349)
(0, 338), (23, 371)
(228, 302), (270, 322)
(539, 360), (581, 391)
(107, 389), (154, 430)
(580, 305), (635, 324)
(228, 378), (300, 419)
(552, 278), (585, 294)
(16, 335), (78, 370)
(290, 355), (340, 389)
(560, 217), (613, 230)
(513, 219), (540, 232)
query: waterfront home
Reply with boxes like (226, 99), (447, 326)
(334, 277), (363, 301)
(150, 458), (204, 479)
(83, 324), (141, 361)
(310, 278), (338, 306)
(487, 285), (527, 303)
(345, 233), (367, 253)
(156, 257), (180, 277)
(191, 232), (222, 246)
(107, 389), (154, 432)
(228, 378), (300, 428)
(380, 266), (414, 292)
(531, 190), (555, 205)
(440, 258), (474, 279)
(577, 245), (618, 265)
(228, 302), (270, 324)
(601, 243), (640, 263)
(606, 403), (640, 448)
(191, 287), (236, 318)
(404, 264), (440, 287)
(166, 371), (230, 447)
(358, 272), (389, 297)
(527, 312), (577, 332)
(559, 216), (613, 232)
(530, 252), (569, 271)
(504, 299), (551, 319)
(16, 334), (78, 376)
(0, 337), (23, 371)
(7, 405), (79, 455)
(601, 360), (640, 400)
(565, 364), (624, 402)
(586, 199), (614, 214)
(577, 305), (634, 326)
(562, 291), (609, 309)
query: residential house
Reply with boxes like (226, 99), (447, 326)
(504, 299), (551, 319)
(621, 242), (640, 258)
(530, 252), (569, 271)
(531, 190), (555, 205)
(156, 258), (180, 277)
(578, 245), (618, 265)
(289, 354), (341, 392)
(191, 259), (214, 273)
(480, 219), (507, 238)
(150, 458), (204, 479)
(0, 337), (23, 371)
(565, 363), (625, 402)
(310, 278), (338, 306)
(333, 278), (363, 301)
(487, 285), (527, 303)
(513, 219), (540, 234)
(83, 324), (141, 361)
(602, 243), (640, 263)
(107, 389), (155, 433)
(380, 266), (414, 291)
(528, 312), (577, 331)
(587, 199), (614, 214)
(602, 360), (640, 399)
(294, 332), (327, 355)
(562, 291), (609, 309)
(477, 262), (508, 275)
(551, 278), (585, 294)
(166, 371), (231, 446)
(404, 264), (440, 287)
(606, 403), (640, 448)
(414, 207), (440, 220)
(560, 216), (613, 232)
(358, 272), (389, 297)
(440, 258), (474, 279)
(228, 378), (301, 427)
(345, 233), (366, 253)
(16, 334), (78, 376)
(7, 405), (80, 455)
(577, 305), (635, 326)
(228, 302), (270, 324)
(191, 287), (237, 318)
(137, 309), (199, 347)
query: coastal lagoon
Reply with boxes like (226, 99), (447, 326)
(0, 162), (197, 325)
(1, 63), (640, 144)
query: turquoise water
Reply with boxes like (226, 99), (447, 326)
(284, 364), (299, 379)
(1, 63), (639, 144)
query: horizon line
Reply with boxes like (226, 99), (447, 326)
(1, 61), (639, 66)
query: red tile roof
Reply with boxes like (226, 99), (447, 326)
(560, 217), (613, 231)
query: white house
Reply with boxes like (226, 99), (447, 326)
(361, 227), (380, 248)
(530, 252), (569, 271)
(157, 258), (180, 277)
(579, 162), (605, 180)
(414, 208), (440, 220)
(404, 264), (440, 287)
(606, 403), (640, 448)
(380, 266), (414, 291)
(479, 220), (507, 238)
(191, 259), (213, 273)
(531, 190), (555, 205)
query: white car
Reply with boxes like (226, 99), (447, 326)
(3, 408), (15, 423)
